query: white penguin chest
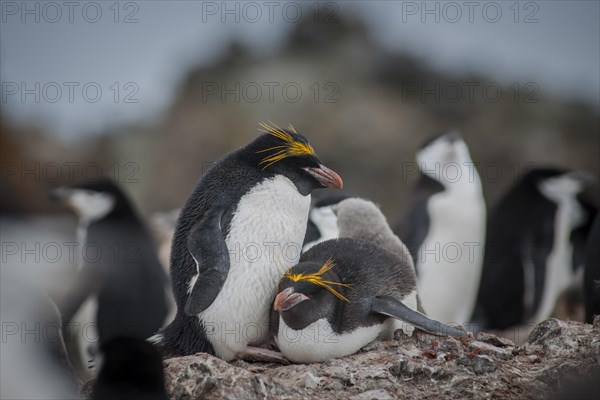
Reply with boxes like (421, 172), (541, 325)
(276, 317), (386, 363)
(199, 175), (310, 360)
(417, 182), (487, 324)
(426, 187), (486, 243)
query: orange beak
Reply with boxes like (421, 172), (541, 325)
(304, 164), (343, 189)
(273, 287), (310, 312)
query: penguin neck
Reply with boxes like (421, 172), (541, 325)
(421, 166), (483, 197)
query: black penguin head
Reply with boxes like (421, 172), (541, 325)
(92, 337), (167, 400)
(51, 179), (134, 221)
(273, 259), (349, 330)
(416, 130), (473, 185)
(245, 122), (343, 195)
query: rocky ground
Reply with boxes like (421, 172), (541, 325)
(160, 318), (600, 400)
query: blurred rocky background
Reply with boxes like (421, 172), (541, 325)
(2, 3), (598, 220)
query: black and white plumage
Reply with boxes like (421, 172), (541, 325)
(394, 130), (486, 325)
(91, 337), (168, 400)
(52, 179), (169, 365)
(151, 123), (343, 361)
(473, 168), (597, 330)
(394, 174), (443, 262)
(271, 238), (466, 363)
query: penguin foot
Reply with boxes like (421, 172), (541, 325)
(263, 338), (280, 351)
(237, 347), (290, 365)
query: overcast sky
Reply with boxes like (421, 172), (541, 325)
(1, 1), (598, 138)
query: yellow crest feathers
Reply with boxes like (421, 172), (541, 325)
(284, 258), (352, 302)
(257, 121), (315, 169)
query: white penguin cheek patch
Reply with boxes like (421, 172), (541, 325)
(418, 138), (474, 186)
(538, 175), (586, 229)
(539, 175), (583, 203)
(68, 190), (116, 221)
(451, 140), (472, 165)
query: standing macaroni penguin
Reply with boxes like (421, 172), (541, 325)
(151, 122), (343, 361)
(395, 130), (486, 325)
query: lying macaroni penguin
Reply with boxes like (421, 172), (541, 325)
(271, 238), (466, 363)
(151, 122), (343, 361)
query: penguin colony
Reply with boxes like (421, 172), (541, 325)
(27, 121), (597, 397)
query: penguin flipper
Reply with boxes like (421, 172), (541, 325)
(184, 212), (230, 316)
(371, 296), (466, 337)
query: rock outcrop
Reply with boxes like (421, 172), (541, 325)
(160, 318), (600, 399)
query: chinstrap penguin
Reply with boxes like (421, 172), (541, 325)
(51, 179), (170, 369)
(394, 130), (486, 325)
(151, 122), (343, 361)
(271, 238), (466, 363)
(473, 168), (596, 330)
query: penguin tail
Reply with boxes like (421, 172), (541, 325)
(148, 314), (215, 358)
